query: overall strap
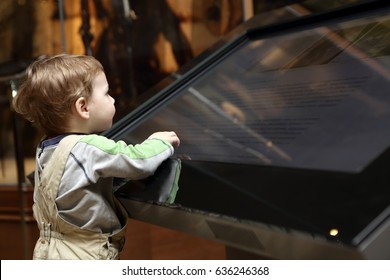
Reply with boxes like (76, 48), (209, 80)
(36, 135), (85, 222)
(41, 135), (85, 198)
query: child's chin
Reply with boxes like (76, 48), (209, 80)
(94, 126), (112, 134)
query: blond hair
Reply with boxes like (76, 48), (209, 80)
(12, 54), (104, 136)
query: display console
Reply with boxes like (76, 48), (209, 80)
(107, 1), (390, 259)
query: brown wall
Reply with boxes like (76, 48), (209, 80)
(0, 186), (226, 260)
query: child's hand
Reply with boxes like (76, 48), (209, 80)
(148, 131), (180, 148)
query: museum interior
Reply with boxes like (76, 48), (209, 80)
(1, 0), (390, 260)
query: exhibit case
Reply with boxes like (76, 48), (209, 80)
(106, 0), (390, 259)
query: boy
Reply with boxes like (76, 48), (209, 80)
(12, 54), (180, 259)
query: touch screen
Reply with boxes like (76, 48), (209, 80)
(121, 12), (390, 173)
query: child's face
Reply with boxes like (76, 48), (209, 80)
(87, 72), (116, 133)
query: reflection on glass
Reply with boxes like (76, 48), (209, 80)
(120, 11), (390, 173)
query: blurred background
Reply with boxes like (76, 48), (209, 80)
(0, 0), (369, 259)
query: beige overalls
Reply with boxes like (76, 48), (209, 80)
(32, 135), (128, 260)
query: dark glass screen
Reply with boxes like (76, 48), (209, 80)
(118, 11), (390, 173)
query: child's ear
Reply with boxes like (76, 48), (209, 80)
(74, 97), (89, 119)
